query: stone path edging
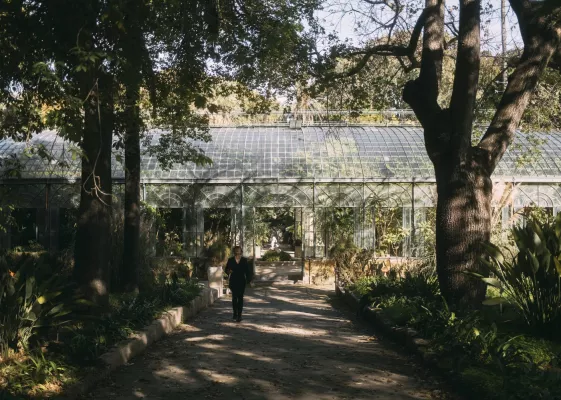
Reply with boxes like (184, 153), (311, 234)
(86, 283), (453, 400)
(63, 286), (218, 399)
(337, 285), (495, 400)
(337, 286), (432, 358)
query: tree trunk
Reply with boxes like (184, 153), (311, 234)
(74, 72), (114, 306)
(121, 2), (143, 292)
(122, 84), (141, 292)
(434, 151), (491, 308)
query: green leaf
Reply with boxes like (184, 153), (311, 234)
(25, 277), (34, 302)
(482, 277), (502, 288)
(47, 304), (64, 316)
(483, 297), (508, 306)
(512, 228), (524, 250)
(75, 298), (97, 307)
(53, 310), (72, 318)
(483, 242), (504, 264)
(528, 251), (540, 274)
(555, 213), (561, 239)
(37, 291), (62, 304)
(464, 270), (485, 278)
(541, 249), (551, 273)
(528, 228), (544, 254)
(554, 257), (561, 275)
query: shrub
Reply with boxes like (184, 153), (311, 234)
(331, 245), (379, 286)
(206, 241), (230, 265)
(66, 279), (201, 364)
(348, 254), (561, 400)
(261, 250), (292, 262)
(0, 255), (76, 358)
(400, 264), (440, 300)
(350, 264), (439, 303)
(0, 349), (69, 397)
(350, 276), (380, 297)
(477, 213), (561, 336)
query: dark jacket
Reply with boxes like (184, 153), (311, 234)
(225, 256), (252, 288)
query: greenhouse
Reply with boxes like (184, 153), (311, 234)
(1, 124), (561, 258)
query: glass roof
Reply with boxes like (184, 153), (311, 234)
(1, 126), (561, 182)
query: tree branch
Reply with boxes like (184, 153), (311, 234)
(449, 0), (481, 156)
(327, 7), (429, 79)
(403, 0), (445, 144)
(477, 3), (561, 174)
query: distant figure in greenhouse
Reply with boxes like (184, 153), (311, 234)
(225, 246), (252, 322)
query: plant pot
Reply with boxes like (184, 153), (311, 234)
(206, 265), (224, 298)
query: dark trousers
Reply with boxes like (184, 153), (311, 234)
(231, 284), (245, 316)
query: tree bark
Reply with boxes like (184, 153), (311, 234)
(404, 0), (561, 308)
(404, 0), (492, 307)
(121, 3), (143, 293)
(122, 91), (141, 293)
(449, 0), (481, 155)
(434, 150), (491, 307)
(74, 71), (114, 306)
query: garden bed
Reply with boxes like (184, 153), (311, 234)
(338, 274), (561, 400)
(63, 285), (217, 399)
(0, 257), (207, 399)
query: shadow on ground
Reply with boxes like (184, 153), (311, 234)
(82, 284), (458, 400)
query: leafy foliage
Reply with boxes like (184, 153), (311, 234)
(206, 241), (231, 265)
(0, 349), (71, 398)
(477, 213), (561, 336)
(65, 278), (201, 364)
(332, 243), (380, 287)
(261, 250), (292, 262)
(0, 254), (77, 358)
(349, 265), (561, 399)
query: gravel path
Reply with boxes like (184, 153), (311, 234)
(84, 284), (457, 400)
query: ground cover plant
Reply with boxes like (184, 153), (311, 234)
(0, 248), (201, 399)
(349, 267), (561, 399)
(261, 250), (292, 262)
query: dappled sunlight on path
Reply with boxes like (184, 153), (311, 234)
(84, 284), (456, 400)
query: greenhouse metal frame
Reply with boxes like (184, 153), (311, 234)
(2, 125), (561, 258)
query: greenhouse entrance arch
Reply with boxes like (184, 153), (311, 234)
(2, 126), (561, 266)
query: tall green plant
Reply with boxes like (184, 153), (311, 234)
(0, 256), (74, 357)
(477, 214), (561, 335)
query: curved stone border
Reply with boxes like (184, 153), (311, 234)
(336, 285), (499, 399)
(63, 286), (218, 399)
(337, 286), (431, 357)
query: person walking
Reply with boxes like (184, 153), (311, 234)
(225, 246), (252, 322)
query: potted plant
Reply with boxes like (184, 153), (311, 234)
(294, 239), (303, 259)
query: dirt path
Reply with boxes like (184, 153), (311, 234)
(84, 284), (456, 400)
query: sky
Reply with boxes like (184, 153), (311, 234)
(316, 0), (523, 54)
